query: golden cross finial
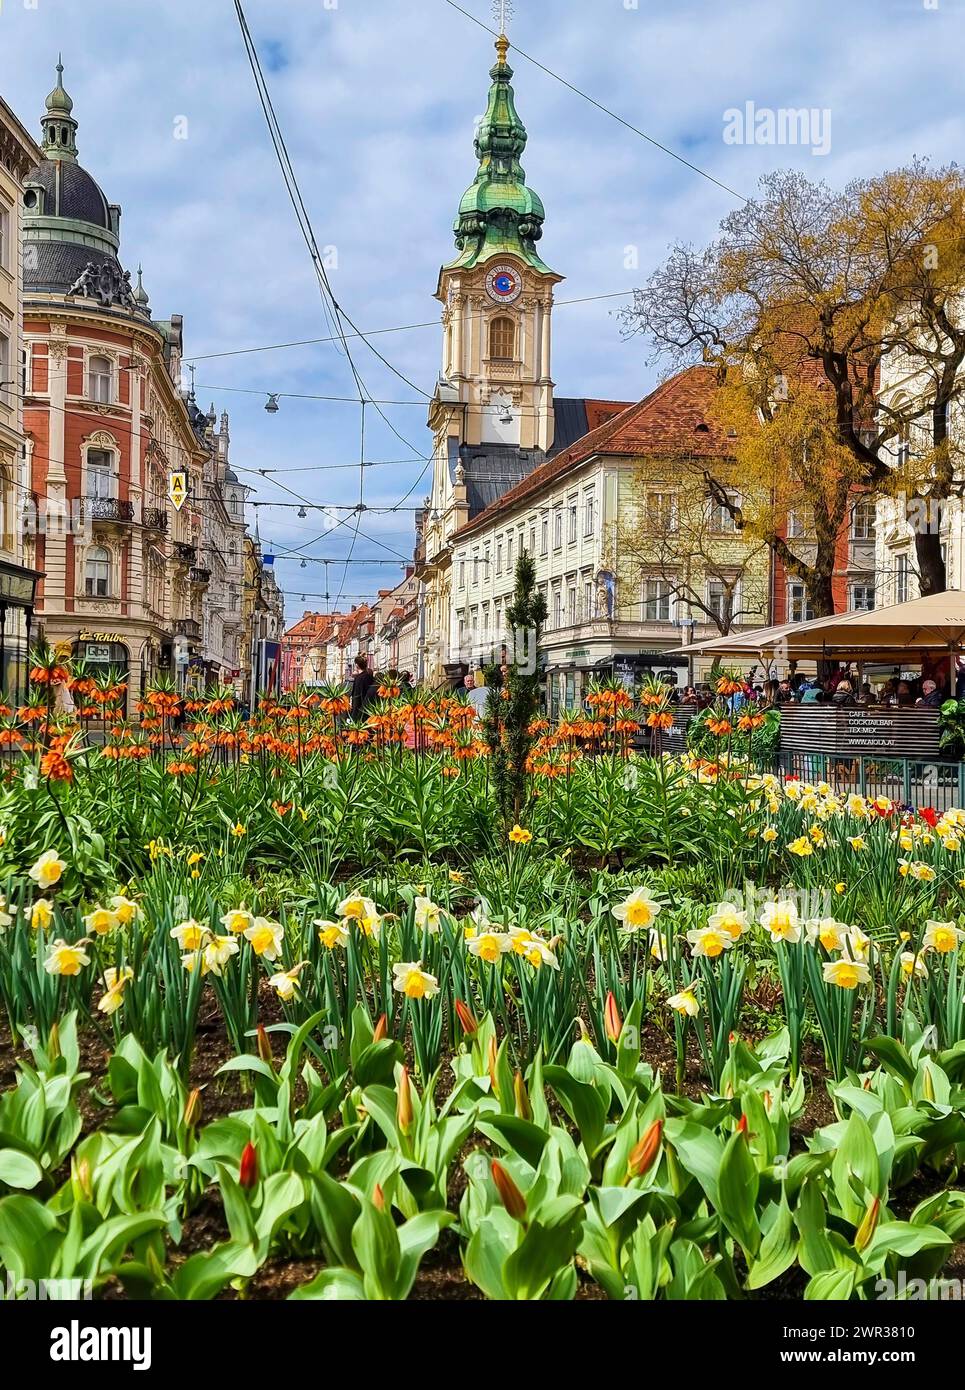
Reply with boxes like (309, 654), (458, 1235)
(493, 0), (513, 60)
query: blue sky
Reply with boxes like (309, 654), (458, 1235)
(2, 0), (963, 623)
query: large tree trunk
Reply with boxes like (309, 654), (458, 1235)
(915, 531), (946, 596)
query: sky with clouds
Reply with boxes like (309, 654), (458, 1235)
(1, 0), (962, 624)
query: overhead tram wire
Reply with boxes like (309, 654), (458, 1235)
(443, 0), (748, 205)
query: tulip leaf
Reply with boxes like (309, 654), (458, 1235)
(0, 1149), (44, 1190)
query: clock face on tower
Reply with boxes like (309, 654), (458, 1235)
(485, 264), (523, 305)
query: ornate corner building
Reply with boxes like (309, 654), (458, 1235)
(18, 64), (240, 700)
(0, 93), (43, 698)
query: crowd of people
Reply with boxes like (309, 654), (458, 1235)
(677, 668), (948, 712)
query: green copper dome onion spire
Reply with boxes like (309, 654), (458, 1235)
(447, 34), (554, 274)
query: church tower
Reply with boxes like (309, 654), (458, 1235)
(429, 32), (561, 455)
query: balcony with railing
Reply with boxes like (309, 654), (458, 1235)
(174, 542), (197, 566)
(84, 497), (134, 525)
(174, 617), (202, 640)
(143, 506), (169, 534)
(190, 566), (211, 586)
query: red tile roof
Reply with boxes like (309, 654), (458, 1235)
(455, 367), (736, 540)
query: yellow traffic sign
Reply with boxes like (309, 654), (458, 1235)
(168, 472), (187, 511)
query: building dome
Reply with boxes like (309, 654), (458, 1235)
(27, 158), (111, 228)
(22, 59), (145, 314)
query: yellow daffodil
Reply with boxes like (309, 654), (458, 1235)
(98, 966), (134, 1015)
(29, 849), (66, 889)
(337, 893), (379, 926)
(667, 988), (699, 1017)
(900, 861), (936, 882)
(467, 930), (510, 964)
(171, 919), (209, 951)
(611, 887), (662, 932)
(759, 899), (801, 944)
(29, 898), (55, 931)
(230, 823), (246, 838)
(413, 896), (444, 933)
(900, 951), (928, 980)
(244, 917), (285, 960)
(822, 958), (871, 989)
(392, 960), (439, 999)
(269, 962), (307, 1001)
(221, 906), (255, 935)
(787, 836), (813, 858)
(762, 826), (778, 843)
(686, 925), (733, 959)
(449, 870), (466, 884)
(848, 836), (867, 851)
(922, 920), (965, 954)
(508, 824), (533, 844)
(83, 905), (120, 936)
(187, 851), (205, 867)
(846, 794), (869, 819)
(847, 926), (872, 961)
(707, 902), (747, 940)
(315, 919), (349, 950)
(203, 935), (240, 976)
(44, 938), (90, 977)
(806, 918), (848, 953)
(649, 929), (668, 962)
(109, 894), (141, 925)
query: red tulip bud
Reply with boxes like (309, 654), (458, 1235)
(626, 1119), (663, 1182)
(397, 1065), (413, 1135)
(736, 1113), (748, 1136)
(604, 991), (622, 1045)
(256, 1024), (273, 1067)
(239, 1141), (258, 1190)
(454, 998), (478, 1036)
(487, 1035), (500, 1101)
(513, 1069), (532, 1122)
(855, 1196), (881, 1252)
(183, 1087), (203, 1129)
(373, 1013), (388, 1042)
(491, 1160), (527, 1221)
(372, 1183), (385, 1211)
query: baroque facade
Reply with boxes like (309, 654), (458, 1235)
(0, 93), (42, 696)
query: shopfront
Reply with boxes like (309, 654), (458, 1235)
(0, 560), (41, 703)
(72, 632), (131, 713)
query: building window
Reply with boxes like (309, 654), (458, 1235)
(850, 583), (875, 612)
(0, 333), (9, 405)
(472, 550), (479, 584)
(896, 553), (909, 604)
(851, 498), (876, 541)
(552, 587), (563, 628)
(707, 579), (734, 624)
(788, 582), (813, 623)
(489, 316), (515, 360)
(506, 532), (513, 569)
(496, 539), (503, 574)
(540, 517), (548, 554)
(553, 510), (562, 549)
(567, 584), (577, 625)
(0, 202), (9, 271)
(787, 508), (811, 539)
(530, 523), (537, 555)
(583, 576), (593, 619)
(88, 355), (113, 405)
(643, 578), (672, 622)
(458, 557), (465, 588)
(86, 448), (114, 499)
(583, 490), (595, 536)
(84, 545), (111, 598)
(708, 491), (739, 533)
(567, 499), (578, 544)
(646, 491), (678, 533)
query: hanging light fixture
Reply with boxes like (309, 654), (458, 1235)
(265, 393), (281, 414)
(297, 506), (308, 518)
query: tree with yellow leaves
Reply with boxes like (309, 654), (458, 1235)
(625, 163), (965, 607)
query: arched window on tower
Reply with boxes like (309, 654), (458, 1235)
(489, 316), (515, 361)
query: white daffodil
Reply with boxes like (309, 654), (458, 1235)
(221, 906), (255, 935)
(667, 988), (699, 1016)
(315, 918), (350, 950)
(922, 920), (965, 955)
(413, 896), (444, 933)
(707, 902), (747, 940)
(44, 938), (89, 977)
(467, 930), (510, 964)
(203, 934), (240, 976)
(611, 887), (662, 933)
(392, 960), (440, 999)
(759, 899), (801, 944)
(686, 925), (734, 959)
(29, 849), (66, 890)
(243, 917), (285, 960)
